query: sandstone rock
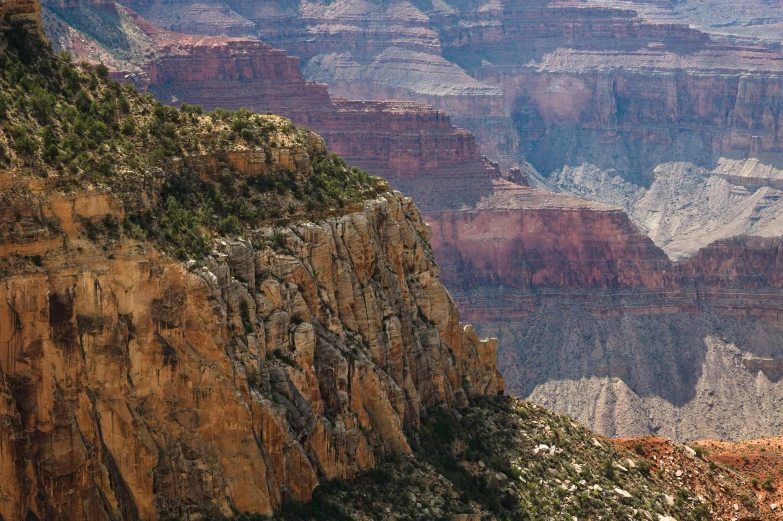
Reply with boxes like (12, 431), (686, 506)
(0, 163), (501, 520)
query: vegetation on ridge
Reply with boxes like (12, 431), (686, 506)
(0, 18), (385, 261)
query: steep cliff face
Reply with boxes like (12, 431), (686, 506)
(479, 48), (783, 177)
(431, 202), (783, 441)
(428, 193), (671, 293)
(116, 0), (524, 166)
(0, 154), (503, 521)
(0, 181), (501, 520)
(0, 24), (502, 518)
(145, 36), (333, 116)
(85, 0), (783, 268)
(113, 0), (783, 171)
(38, 0), (783, 446)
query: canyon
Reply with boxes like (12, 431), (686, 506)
(6, 1), (783, 518)
(93, 0), (783, 263)
(37, 0), (783, 443)
(0, 30), (503, 515)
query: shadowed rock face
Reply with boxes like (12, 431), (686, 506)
(429, 202), (783, 440)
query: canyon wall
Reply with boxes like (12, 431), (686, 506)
(139, 25), (504, 210)
(91, 0), (783, 257)
(39, 0), (783, 444)
(0, 139), (501, 520)
(113, 0), (783, 172)
(427, 196), (783, 441)
(40, 4), (503, 212)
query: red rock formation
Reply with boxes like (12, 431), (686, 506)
(428, 190), (671, 292)
(427, 199), (783, 325)
(137, 26), (501, 206)
(0, 147), (503, 521)
(437, 2), (783, 156)
(146, 36), (333, 117)
(676, 236), (783, 289)
(310, 99), (483, 177)
(117, 0), (783, 163)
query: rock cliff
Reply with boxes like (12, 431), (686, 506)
(0, 183), (501, 520)
(429, 196), (783, 440)
(113, 0), (783, 170)
(37, 0), (783, 445)
(0, 27), (501, 519)
(91, 0), (783, 267)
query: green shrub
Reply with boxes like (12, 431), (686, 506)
(95, 63), (109, 80)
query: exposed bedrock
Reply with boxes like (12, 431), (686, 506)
(427, 192), (783, 440)
(40, 5), (505, 212)
(38, 0), (783, 445)
(552, 159), (783, 259)
(1, 0), (45, 35)
(47, 0), (783, 177)
(0, 158), (502, 520)
(138, 30), (507, 210)
(481, 308), (783, 442)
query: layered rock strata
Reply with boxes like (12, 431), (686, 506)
(426, 190), (783, 440)
(39, 0), (783, 444)
(114, 0), (783, 171)
(41, 4), (502, 211)
(0, 144), (501, 520)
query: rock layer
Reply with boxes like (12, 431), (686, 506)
(113, 0), (783, 172)
(41, 4), (501, 212)
(427, 191), (783, 440)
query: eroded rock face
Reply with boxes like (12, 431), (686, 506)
(142, 35), (498, 205)
(428, 196), (671, 293)
(41, 5), (501, 213)
(428, 195), (783, 440)
(111, 0), (783, 173)
(0, 164), (501, 521)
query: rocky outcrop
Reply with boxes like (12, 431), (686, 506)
(116, 0), (524, 166)
(0, 0), (45, 35)
(0, 151), (501, 520)
(142, 34), (497, 190)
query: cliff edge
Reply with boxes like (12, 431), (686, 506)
(0, 18), (501, 520)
